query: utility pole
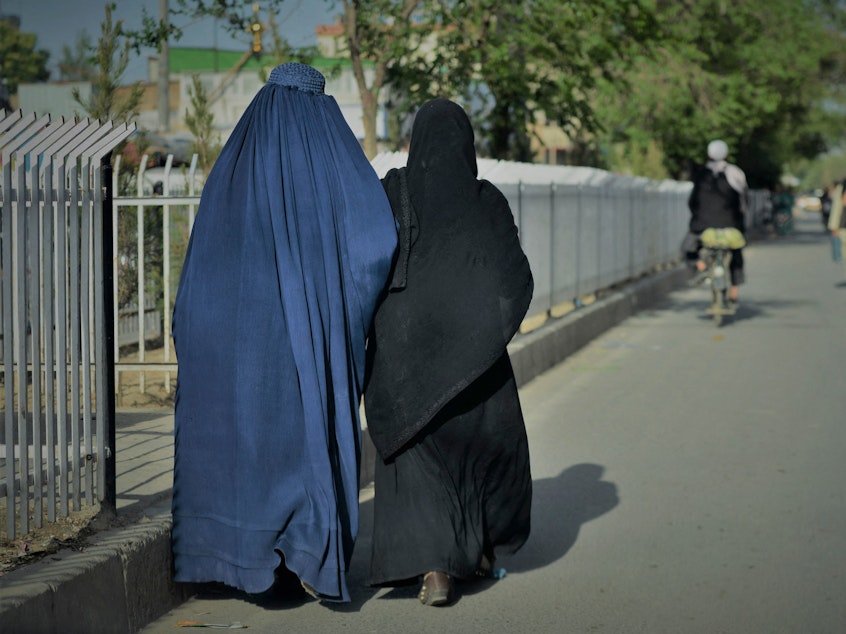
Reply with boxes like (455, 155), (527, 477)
(157, 0), (170, 132)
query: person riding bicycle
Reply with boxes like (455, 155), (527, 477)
(684, 139), (748, 305)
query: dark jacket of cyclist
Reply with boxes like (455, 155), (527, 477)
(685, 139), (748, 301)
(688, 167), (746, 234)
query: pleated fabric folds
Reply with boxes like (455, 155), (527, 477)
(171, 63), (397, 602)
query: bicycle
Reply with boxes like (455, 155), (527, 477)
(697, 228), (746, 327)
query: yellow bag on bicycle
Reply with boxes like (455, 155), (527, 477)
(700, 227), (746, 249)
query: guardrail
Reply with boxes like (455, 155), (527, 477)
(0, 110), (134, 539)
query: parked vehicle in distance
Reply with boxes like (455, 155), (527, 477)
(796, 192), (821, 212)
(141, 164), (206, 196)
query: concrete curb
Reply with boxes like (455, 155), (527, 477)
(509, 264), (690, 389)
(0, 502), (189, 634)
(0, 264), (690, 634)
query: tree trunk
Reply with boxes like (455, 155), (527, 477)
(361, 90), (379, 160)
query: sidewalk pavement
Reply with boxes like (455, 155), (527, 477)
(0, 263), (691, 634)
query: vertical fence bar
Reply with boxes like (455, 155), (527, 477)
(55, 145), (69, 516)
(548, 183), (555, 313)
(162, 155), (173, 393)
(80, 158), (94, 505)
(26, 144), (42, 528)
(42, 153), (56, 522)
(0, 117), (34, 538)
(97, 151), (118, 510)
(112, 155), (121, 402)
(575, 184), (583, 298)
(1, 152), (10, 537)
(89, 123), (133, 509)
(68, 154), (82, 510)
(188, 153), (198, 231)
(137, 155), (147, 394)
(14, 143), (31, 535)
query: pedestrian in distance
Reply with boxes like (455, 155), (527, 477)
(363, 98), (534, 606)
(170, 63), (397, 603)
(827, 179), (846, 270)
(770, 182), (795, 236)
(684, 139), (749, 305)
(820, 185), (833, 233)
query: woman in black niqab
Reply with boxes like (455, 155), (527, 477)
(364, 98), (534, 605)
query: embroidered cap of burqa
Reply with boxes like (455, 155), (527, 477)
(364, 98), (533, 459)
(171, 63), (397, 602)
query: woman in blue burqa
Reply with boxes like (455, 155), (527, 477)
(364, 98), (534, 606)
(171, 63), (397, 603)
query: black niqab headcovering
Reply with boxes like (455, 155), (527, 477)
(364, 99), (533, 459)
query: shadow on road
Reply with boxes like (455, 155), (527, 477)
(340, 463), (620, 607)
(159, 464), (620, 610)
(751, 230), (829, 248)
(116, 409), (172, 427)
(498, 463), (619, 574)
(660, 295), (809, 326)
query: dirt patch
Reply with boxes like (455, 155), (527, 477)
(0, 503), (101, 576)
(116, 344), (177, 409)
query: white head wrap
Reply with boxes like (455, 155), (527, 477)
(707, 139), (729, 161)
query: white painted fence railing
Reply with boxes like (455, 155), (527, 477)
(115, 152), (771, 404)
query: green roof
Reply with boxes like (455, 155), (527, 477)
(168, 47), (357, 73)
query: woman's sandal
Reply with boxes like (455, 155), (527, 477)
(419, 571), (453, 606)
(475, 554), (506, 580)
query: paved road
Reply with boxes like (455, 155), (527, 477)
(142, 214), (846, 633)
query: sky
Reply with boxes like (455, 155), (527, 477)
(2, 0), (339, 82)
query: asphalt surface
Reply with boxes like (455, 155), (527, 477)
(139, 213), (846, 633)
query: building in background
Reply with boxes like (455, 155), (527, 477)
(14, 15), (570, 166)
(147, 46), (387, 145)
(15, 13), (387, 158)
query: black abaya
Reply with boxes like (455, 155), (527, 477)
(364, 99), (533, 586)
(369, 353), (531, 585)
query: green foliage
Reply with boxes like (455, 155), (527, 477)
(593, 0), (846, 187)
(0, 20), (50, 93)
(794, 151), (846, 190)
(185, 74), (222, 172)
(132, 0), (326, 55)
(58, 31), (96, 81)
(127, 0), (846, 184)
(387, 0), (660, 161)
(72, 3), (144, 123)
(117, 205), (164, 310)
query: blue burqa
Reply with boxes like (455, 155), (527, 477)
(171, 63), (397, 602)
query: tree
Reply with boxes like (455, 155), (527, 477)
(185, 74), (222, 172)
(134, 0), (426, 159)
(73, 3), (144, 123)
(0, 20), (50, 94)
(58, 31), (96, 81)
(257, 8), (319, 82)
(340, 0), (434, 158)
(591, 0), (845, 186)
(382, 1), (658, 161)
